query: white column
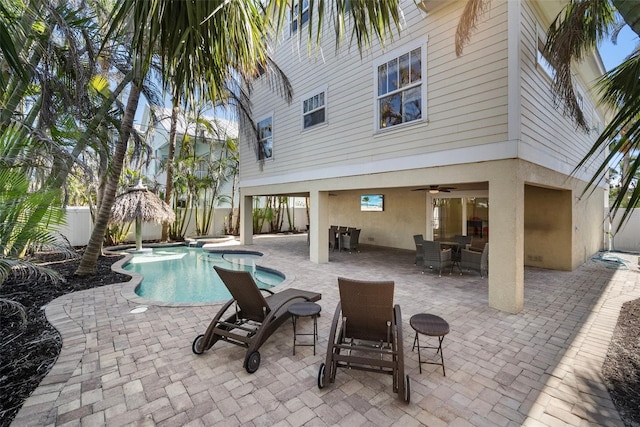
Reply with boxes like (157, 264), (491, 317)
(488, 172), (524, 313)
(239, 195), (253, 245)
(309, 190), (329, 263)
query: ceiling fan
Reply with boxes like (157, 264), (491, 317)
(412, 185), (456, 194)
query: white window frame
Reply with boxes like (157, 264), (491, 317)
(301, 85), (328, 130)
(373, 37), (427, 132)
(536, 25), (556, 80)
(256, 115), (274, 161)
(290, 0), (310, 36)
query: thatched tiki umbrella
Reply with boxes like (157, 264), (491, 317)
(110, 182), (175, 251)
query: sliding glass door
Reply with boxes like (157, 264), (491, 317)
(429, 195), (488, 243)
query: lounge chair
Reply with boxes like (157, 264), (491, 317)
(422, 240), (452, 277)
(192, 266), (321, 373)
(317, 277), (410, 402)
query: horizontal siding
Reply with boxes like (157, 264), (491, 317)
(519, 0), (606, 180)
(240, 0), (510, 182)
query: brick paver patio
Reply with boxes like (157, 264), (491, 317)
(11, 234), (639, 426)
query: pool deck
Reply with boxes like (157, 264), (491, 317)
(12, 234), (639, 426)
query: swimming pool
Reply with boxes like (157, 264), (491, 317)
(124, 247), (284, 303)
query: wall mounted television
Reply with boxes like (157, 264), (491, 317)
(360, 194), (384, 212)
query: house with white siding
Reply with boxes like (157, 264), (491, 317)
(237, 0), (609, 313)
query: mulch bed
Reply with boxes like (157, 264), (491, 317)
(602, 298), (640, 427)
(0, 250), (638, 426)
(0, 250), (129, 426)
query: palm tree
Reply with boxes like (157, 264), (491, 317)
(75, 0), (402, 274)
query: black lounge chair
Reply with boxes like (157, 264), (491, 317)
(317, 277), (410, 402)
(192, 266), (321, 373)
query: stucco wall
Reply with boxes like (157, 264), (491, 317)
(324, 189), (427, 250)
(524, 185), (572, 270)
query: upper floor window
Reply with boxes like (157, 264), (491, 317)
(376, 45), (423, 130)
(576, 89), (584, 112)
(290, 0), (309, 35)
(537, 29), (556, 80)
(257, 117), (273, 160)
(302, 88), (326, 129)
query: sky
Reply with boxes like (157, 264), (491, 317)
(598, 25), (638, 71)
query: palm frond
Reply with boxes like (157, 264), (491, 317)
(0, 298), (27, 330)
(575, 51), (640, 230)
(545, 0), (615, 132)
(455, 0), (491, 56)
(0, 258), (63, 287)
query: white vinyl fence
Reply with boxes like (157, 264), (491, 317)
(610, 208), (640, 253)
(58, 206), (310, 247)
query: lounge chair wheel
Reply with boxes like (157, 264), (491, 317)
(404, 375), (410, 403)
(318, 363), (325, 389)
(192, 334), (205, 355)
(245, 351), (261, 373)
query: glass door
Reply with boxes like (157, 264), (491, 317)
(432, 198), (462, 241)
(466, 197), (488, 245)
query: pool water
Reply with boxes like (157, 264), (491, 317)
(124, 247), (284, 303)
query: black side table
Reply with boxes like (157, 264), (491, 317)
(288, 302), (321, 355)
(410, 313), (450, 376)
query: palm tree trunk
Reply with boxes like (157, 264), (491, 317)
(161, 100), (179, 241)
(75, 83), (141, 275)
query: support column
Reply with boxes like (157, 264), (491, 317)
(488, 170), (524, 313)
(309, 190), (329, 263)
(239, 195), (253, 245)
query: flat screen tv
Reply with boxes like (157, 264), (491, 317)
(360, 194), (384, 212)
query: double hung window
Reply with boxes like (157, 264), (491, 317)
(302, 89), (326, 129)
(376, 46), (423, 129)
(290, 0), (309, 35)
(257, 117), (273, 160)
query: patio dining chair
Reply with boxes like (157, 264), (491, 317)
(422, 240), (452, 277)
(413, 234), (424, 265)
(340, 228), (361, 253)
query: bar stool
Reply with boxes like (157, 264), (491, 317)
(410, 313), (450, 376)
(288, 302), (321, 355)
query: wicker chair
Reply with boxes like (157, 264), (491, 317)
(340, 228), (361, 253)
(460, 243), (488, 277)
(317, 277), (410, 402)
(413, 234), (424, 265)
(422, 240), (452, 277)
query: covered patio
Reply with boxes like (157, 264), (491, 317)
(13, 234), (634, 426)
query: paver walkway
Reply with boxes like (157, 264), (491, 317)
(12, 235), (639, 426)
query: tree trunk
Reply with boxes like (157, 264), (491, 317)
(135, 216), (142, 251)
(161, 101), (179, 241)
(75, 83), (141, 275)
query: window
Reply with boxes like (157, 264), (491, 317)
(257, 117), (273, 160)
(537, 32), (556, 79)
(376, 46), (423, 130)
(302, 89), (326, 129)
(576, 90), (584, 112)
(290, 0), (309, 35)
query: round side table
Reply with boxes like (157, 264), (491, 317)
(288, 302), (321, 355)
(410, 313), (450, 376)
